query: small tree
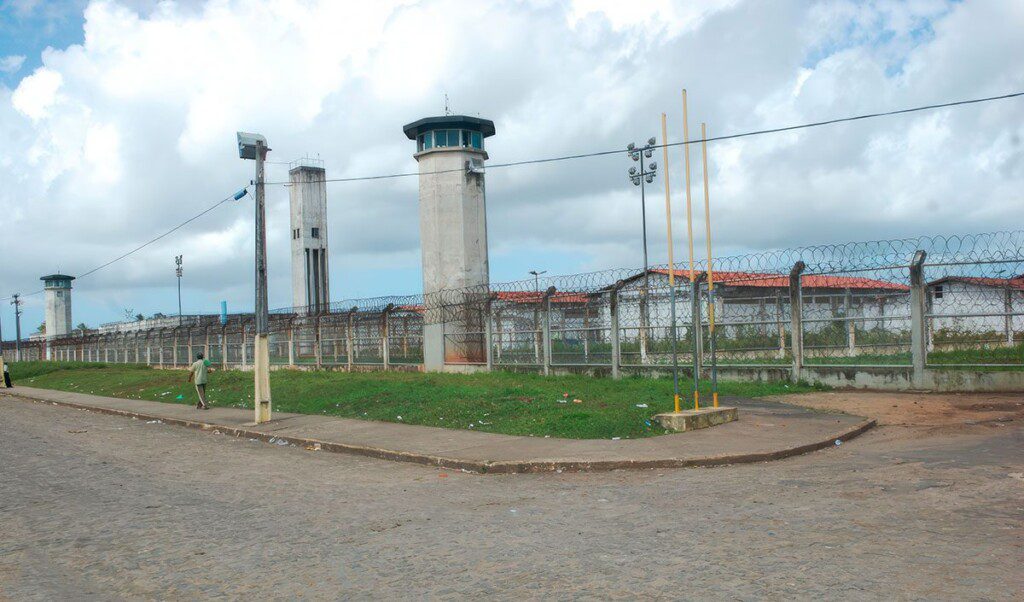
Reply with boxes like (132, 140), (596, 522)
(75, 322), (89, 331)
(36, 322), (45, 334)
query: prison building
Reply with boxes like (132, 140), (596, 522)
(927, 275), (1023, 347)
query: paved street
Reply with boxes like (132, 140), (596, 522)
(2, 397), (1022, 600)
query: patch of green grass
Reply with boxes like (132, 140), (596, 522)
(8, 362), (823, 439)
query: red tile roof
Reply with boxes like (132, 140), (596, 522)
(394, 304), (425, 313)
(650, 269), (909, 291)
(496, 291), (590, 304)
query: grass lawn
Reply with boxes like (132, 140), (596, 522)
(7, 362), (823, 440)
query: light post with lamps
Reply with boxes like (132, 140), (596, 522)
(175, 255), (183, 327)
(627, 138), (658, 363)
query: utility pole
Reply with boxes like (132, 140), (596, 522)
(237, 131), (272, 424)
(627, 138), (658, 363)
(175, 255), (183, 326)
(529, 270), (547, 293)
(11, 293), (23, 362)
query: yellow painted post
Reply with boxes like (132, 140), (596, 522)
(701, 123), (718, 408)
(682, 89), (699, 411)
(661, 113), (681, 413)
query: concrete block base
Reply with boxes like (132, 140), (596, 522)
(653, 407), (738, 432)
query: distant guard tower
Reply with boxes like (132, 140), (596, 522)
(403, 115), (495, 370)
(41, 274), (74, 359)
(289, 158), (330, 314)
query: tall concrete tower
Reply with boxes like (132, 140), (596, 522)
(403, 115), (495, 370)
(289, 159), (330, 314)
(41, 274), (74, 359)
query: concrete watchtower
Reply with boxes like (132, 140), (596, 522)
(41, 274), (74, 359)
(289, 158), (330, 314)
(403, 115), (495, 370)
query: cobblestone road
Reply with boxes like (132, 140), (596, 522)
(2, 398), (1022, 600)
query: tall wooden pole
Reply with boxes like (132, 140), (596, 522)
(660, 113), (680, 412)
(682, 90), (699, 410)
(701, 123), (718, 408)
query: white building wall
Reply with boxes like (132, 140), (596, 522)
(44, 287), (73, 337)
(289, 165), (330, 313)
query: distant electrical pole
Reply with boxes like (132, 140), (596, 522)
(175, 255), (183, 326)
(11, 293), (23, 362)
(529, 270), (547, 293)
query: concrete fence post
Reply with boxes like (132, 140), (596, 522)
(610, 281), (623, 379)
(542, 287), (555, 376)
(314, 316), (323, 370)
(221, 326), (228, 369)
(382, 304), (394, 371)
(789, 261), (806, 382)
(288, 324), (295, 367)
(845, 288), (856, 356)
(241, 325), (248, 369)
(346, 308), (356, 371)
(484, 295), (495, 372)
(909, 250), (928, 387)
(1005, 287), (1015, 347)
(204, 328), (210, 360)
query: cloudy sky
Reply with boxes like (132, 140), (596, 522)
(0, 0), (1021, 334)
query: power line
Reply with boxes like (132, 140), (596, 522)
(77, 190), (248, 279)
(265, 90), (1024, 185)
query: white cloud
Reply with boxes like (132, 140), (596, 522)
(0, 54), (26, 74)
(0, 0), (1022, 332)
(10, 67), (62, 119)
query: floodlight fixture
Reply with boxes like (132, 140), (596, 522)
(236, 131), (269, 160)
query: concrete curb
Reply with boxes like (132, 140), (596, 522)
(4, 391), (876, 474)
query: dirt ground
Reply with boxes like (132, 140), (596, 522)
(772, 390), (1023, 430)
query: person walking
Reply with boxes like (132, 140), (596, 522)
(2, 358), (11, 388)
(186, 352), (213, 409)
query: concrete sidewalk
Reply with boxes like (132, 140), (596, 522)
(1, 387), (874, 473)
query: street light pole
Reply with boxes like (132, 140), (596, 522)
(627, 139), (658, 364)
(175, 255), (183, 327)
(237, 131), (272, 424)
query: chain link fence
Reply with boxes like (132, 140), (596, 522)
(31, 231), (1023, 386)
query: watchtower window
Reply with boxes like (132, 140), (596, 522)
(416, 129), (484, 152)
(311, 227), (320, 239)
